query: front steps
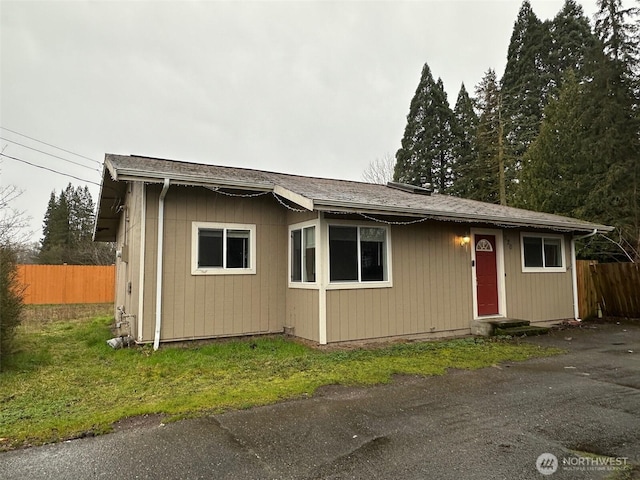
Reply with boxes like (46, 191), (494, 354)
(471, 318), (551, 337)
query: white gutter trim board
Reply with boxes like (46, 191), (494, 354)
(153, 179), (171, 350)
(571, 229), (598, 320)
(273, 185), (314, 211)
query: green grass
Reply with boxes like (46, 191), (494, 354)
(0, 316), (562, 451)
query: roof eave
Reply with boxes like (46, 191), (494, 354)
(313, 200), (613, 233)
(113, 169), (274, 192)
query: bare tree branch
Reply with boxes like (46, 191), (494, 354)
(362, 153), (396, 184)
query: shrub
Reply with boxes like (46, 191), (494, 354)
(0, 245), (25, 370)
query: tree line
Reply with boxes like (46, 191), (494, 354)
(390, 0), (639, 261)
(38, 183), (114, 265)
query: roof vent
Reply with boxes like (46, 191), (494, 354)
(386, 181), (432, 196)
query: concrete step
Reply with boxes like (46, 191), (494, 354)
(494, 325), (551, 337)
(489, 319), (530, 329)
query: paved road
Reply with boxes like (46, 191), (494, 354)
(1, 321), (639, 479)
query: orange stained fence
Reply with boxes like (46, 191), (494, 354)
(17, 264), (116, 305)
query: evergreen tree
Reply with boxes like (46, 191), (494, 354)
(450, 83), (479, 198)
(39, 192), (56, 254)
(39, 191), (71, 264)
(473, 69), (506, 204)
(583, 0), (640, 259)
(548, 0), (599, 91)
(500, 1), (552, 186)
(394, 63), (455, 192)
(39, 184), (115, 265)
(0, 245), (24, 370)
(518, 70), (586, 215)
(594, 0), (639, 71)
(431, 78), (456, 193)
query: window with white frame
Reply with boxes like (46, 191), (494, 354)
(521, 233), (565, 272)
(192, 222), (256, 275)
(290, 225), (316, 283)
(328, 225), (389, 283)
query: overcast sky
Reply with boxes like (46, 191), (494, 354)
(1, 0), (603, 244)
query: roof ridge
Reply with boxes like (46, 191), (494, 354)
(122, 153), (381, 187)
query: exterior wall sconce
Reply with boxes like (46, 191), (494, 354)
(460, 235), (471, 247)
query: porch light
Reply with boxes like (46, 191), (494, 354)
(460, 235), (471, 247)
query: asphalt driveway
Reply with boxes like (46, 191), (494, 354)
(1, 320), (639, 479)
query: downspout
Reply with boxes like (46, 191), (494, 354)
(571, 229), (598, 320)
(153, 179), (170, 350)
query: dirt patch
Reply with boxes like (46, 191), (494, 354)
(112, 414), (167, 432)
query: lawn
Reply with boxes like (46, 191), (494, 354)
(0, 315), (562, 451)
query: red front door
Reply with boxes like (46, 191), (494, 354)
(475, 234), (499, 316)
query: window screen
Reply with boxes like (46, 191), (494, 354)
(226, 229), (250, 268)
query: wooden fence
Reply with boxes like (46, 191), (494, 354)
(577, 260), (640, 319)
(17, 265), (115, 305)
(576, 260), (600, 319)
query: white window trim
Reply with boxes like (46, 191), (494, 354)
(191, 221), (256, 275)
(520, 232), (567, 273)
(288, 219), (320, 289)
(324, 220), (393, 290)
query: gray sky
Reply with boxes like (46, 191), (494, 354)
(1, 0), (601, 244)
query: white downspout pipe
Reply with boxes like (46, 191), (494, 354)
(153, 179), (170, 350)
(571, 229), (598, 321)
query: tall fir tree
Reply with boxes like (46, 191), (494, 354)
(450, 83), (479, 198)
(548, 0), (599, 91)
(394, 62), (455, 192)
(431, 78), (456, 193)
(518, 70), (586, 215)
(39, 184), (115, 265)
(500, 0), (552, 190)
(584, 0), (640, 259)
(39, 191), (71, 264)
(473, 69), (506, 204)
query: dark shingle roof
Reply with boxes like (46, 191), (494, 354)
(95, 154), (612, 240)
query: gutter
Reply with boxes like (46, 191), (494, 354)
(313, 201), (612, 234)
(571, 228), (598, 320)
(153, 178), (171, 350)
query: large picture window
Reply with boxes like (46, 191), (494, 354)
(192, 222), (256, 275)
(521, 233), (565, 272)
(291, 225), (316, 283)
(329, 225), (389, 284)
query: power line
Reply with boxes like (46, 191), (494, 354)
(0, 136), (101, 172)
(0, 152), (102, 187)
(0, 126), (102, 166)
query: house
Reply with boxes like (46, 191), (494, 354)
(94, 154), (612, 348)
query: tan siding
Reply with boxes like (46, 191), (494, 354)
(139, 185), (286, 343)
(285, 289), (319, 342)
(326, 222), (473, 343)
(114, 206), (127, 316)
(286, 210), (318, 224)
(504, 232), (574, 322)
(114, 184), (147, 321)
